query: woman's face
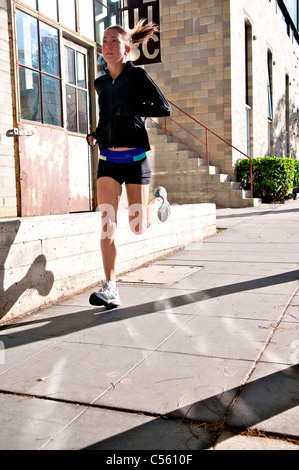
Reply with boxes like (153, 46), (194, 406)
(102, 29), (130, 66)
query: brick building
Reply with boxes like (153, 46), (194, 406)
(1, 0), (299, 218)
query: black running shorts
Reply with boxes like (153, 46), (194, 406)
(97, 156), (152, 185)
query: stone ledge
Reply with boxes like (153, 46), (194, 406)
(0, 203), (216, 325)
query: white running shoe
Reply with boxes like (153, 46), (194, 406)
(89, 281), (121, 308)
(154, 186), (171, 222)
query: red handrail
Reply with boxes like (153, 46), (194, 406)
(150, 100), (254, 199)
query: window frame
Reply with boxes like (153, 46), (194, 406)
(16, 8), (64, 128)
(63, 39), (89, 135)
(13, 1), (128, 133)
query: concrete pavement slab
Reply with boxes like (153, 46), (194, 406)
(65, 310), (195, 350)
(196, 292), (289, 321)
(0, 393), (83, 450)
(0, 341), (149, 404)
(44, 406), (215, 451)
(93, 350), (252, 423)
(157, 314), (274, 361)
(225, 363), (299, 437)
(0, 393), (215, 451)
(213, 432), (299, 450)
(260, 320), (299, 365)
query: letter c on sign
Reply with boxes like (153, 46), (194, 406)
(142, 33), (159, 60)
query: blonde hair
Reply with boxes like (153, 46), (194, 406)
(105, 19), (159, 46)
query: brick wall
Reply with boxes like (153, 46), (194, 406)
(0, 0), (17, 218)
(146, 0), (299, 175)
(146, 0), (233, 174)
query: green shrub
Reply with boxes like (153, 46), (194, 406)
(293, 160), (299, 190)
(236, 157), (296, 202)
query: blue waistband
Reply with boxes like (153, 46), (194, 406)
(100, 148), (146, 163)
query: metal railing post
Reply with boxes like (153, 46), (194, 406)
(250, 158), (254, 198)
(206, 129), (209, 167)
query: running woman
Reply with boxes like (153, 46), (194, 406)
(87, 19), (171, 309)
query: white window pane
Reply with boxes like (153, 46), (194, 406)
(78, 0), (94, 40)
(38, 0), (58, 21)
(19, 67), (41, 122)
(76, 51), (86, 88)
(59, 0), (76, 31)
(20, 0), (37, 9)
(16, 10), (39, 70)
(42, 75), (62, 127)
(65, 46), (76, 85)
(40, 22), (60, 77)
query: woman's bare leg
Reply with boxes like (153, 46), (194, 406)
(97, 177), (122, 283)
(126, 184), (161, 235)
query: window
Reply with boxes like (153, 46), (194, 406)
(78, 0), (95, 40)
(245, 21), (253, 157)
(19, 0), (37, 8)
(95, 0), (121, 44)
(59, 0), (77, 31)
(283, 0), (298, 29)
(95, 0), (121, 76)
(65, 44), (88, 134)
(38, 0), (58, 20)
(267, 51), (273, 121)
(267, 50), (273, 156)
(16, 9), (62, 127)
(18, 0), (77, 31)
(245, 23), (252, 107)
(285, 74), (290, 157)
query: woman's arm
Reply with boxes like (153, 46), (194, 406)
(115, 68), (171, 118)
(137, 69), (171, 117)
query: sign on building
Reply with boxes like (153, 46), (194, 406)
(122, 0), (161, 65)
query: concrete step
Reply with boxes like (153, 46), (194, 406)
(148, 126), (206, 163)
(231, 182), (242, 190)
(147, 121), (260, 209)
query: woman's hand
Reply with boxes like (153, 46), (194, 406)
(87, 135), (97, 147)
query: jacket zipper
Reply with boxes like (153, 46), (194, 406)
(111, 77), (116, 144)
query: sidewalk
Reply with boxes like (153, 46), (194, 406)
(0, 200), (298, 451)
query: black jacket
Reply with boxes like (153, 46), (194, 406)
(88, 61), (171, 151)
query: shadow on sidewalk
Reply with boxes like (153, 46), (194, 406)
(217, 206), (299, 220)
(82, 364), (299, 450)
(1, 269), (298, 350)
(0, 220), (54, 323)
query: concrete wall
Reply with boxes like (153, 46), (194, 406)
(0, 203), (216, 324)
(0, 0), (17, 218)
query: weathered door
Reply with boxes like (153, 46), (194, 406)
(18, 123), (69, 216)
(15, 9), (92, 216)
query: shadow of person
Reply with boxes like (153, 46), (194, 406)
(0, 220), (54, 322)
